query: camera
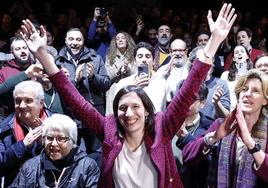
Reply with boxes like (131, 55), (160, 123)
(99, 7), (107, 19)
(97, 7), (108, 29)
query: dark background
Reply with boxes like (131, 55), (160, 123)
(2, 0), (268, 15)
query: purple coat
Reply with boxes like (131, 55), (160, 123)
(183, 119), (268, 186)
(49, 59), (211, 188)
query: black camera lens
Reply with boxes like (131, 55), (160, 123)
(99, 7), (107, 19)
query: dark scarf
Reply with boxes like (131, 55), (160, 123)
(217, 117), (267, 188)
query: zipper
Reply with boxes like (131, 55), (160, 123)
(51, 168), (67, 188)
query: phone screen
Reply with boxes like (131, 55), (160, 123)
(138, 65), (148, 76)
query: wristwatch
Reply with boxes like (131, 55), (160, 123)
(248, 143), (261, 154)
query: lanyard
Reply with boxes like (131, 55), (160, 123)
(44, 90), (56, 109)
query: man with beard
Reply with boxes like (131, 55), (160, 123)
(0, 37), (34, 119)
(153, 25), (173, 71)
(56, 28), (110, 115)
(87, 7), (116, 62)
(157, 39), (190, 101)
(0, 37), (33, 82)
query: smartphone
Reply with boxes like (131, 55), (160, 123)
(138, 65), (149, 76)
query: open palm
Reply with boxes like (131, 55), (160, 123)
(20, 19), (47, 53)
(207, 3), (237, 43)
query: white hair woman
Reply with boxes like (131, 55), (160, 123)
(11, 114), (100, 187)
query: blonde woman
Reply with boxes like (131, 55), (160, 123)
(183, 69), (268, 187)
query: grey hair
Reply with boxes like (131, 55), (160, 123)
(42, 114), (78, 146)
(10, 37), (26, 51)
(13, 80), (44, 101)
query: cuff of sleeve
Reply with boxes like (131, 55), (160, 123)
(253, 162), (261, 171)
(254, 155), (268, 176)
(204, 131), (217, 147)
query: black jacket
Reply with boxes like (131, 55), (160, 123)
(56, 46), (110, 115)
(10, 148), (100, 188)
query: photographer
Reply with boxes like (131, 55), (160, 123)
(56, 28), (110, 115)
(88, 7), (116, 62)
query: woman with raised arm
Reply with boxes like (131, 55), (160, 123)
(20, 3), (236, 188)
(183, 69), (268, 187)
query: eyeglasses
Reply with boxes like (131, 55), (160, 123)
(44, 135), (70, 144)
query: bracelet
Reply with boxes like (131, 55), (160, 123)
(204, 131), (217, 148)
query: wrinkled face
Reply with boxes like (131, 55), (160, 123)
(236, 31), (251, 48)
(196, 34), (209, 47)
(44, 129), (72, 161)
(11, 40), (30, 64)
(14, 89), (43, 127)
(255, 56), (268, 74)
(157, 25), (172, 46)
(170, 40), (187, 66)
(116, 33), (127, 50)
(117, 92), (149, 135)
(233, 45), (249, 64)
(65, 30), (84, 55)
(238, 78), (267, 116)
(135, 47), (153, 70)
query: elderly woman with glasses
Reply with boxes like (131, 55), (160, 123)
(10, 114), (100, 187)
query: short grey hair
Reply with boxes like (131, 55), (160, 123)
(42, 114), (78, 146)
(13, 80), (44, 101)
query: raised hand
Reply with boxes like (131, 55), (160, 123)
(212, 86), (224, 104)
(207, 3), (237, 44)
(135, 74), (149, 87)
(214, 107), (237, 140)
(235, 104), (255, 147)
(20, 19), (47, 53)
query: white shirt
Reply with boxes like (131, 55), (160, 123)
(113, 141), (158, 188)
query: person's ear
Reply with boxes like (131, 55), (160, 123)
(40, 99), (45, 108)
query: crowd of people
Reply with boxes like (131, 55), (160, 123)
(0, 2), (268, 188)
